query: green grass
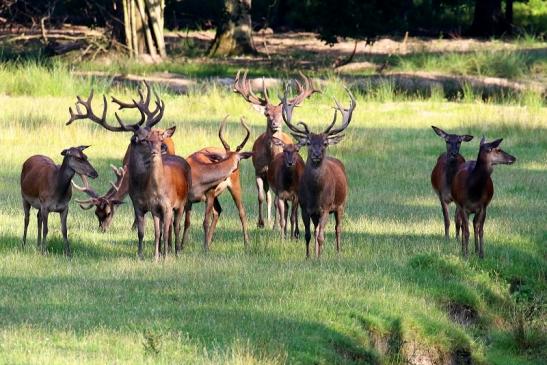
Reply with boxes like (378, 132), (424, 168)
(0, 83), (546, 364)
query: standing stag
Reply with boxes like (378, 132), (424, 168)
(72, 134), (175, 232)
(282, 86), (356, 258)
(67, 82), (191, 260)
(451, 137), (516, 258)
(430, 126), (473, 240)
(233, 71), (319, 228)
(267, 137), (305, 239)
(21, 145), (99, 256)
(183, 117), (253, 251)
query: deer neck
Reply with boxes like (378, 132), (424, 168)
(304, 156), (327, 191)
(468, 153), (492, 198)
(267, 129), (285, 156)
(200, 155), (239, 187)
(55, 158), (76, 199)
(129, 144), (164, 194)
(445, 155), (461, 185)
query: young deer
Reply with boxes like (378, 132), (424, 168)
(183, 117), (253, 251)
(451, 137), (516, 258)
(21, 145), (99, 256)
(282, 86), (356, 258)
(73, 136), (175, 232)
(430, 126), (473, 240)
(234, 70), (319, 228)
(67, 82), (191, 260)
(267, 137), (305, 239)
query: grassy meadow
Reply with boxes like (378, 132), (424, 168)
(0, 72), (545, 365)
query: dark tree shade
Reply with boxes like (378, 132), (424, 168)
(469, 0), (510, 36)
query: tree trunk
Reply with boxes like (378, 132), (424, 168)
(112, 0), (166, 59)
(468, 0), (508, 36)
(209, 0), (256, 57)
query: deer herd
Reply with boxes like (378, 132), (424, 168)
(19, 72), (516, 261)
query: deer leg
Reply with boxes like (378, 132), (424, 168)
(36, 210), (42, 250)
(256, 177), (266, 228)
(162, 209), (172, 259)
(276, 197), (286, 239)
(478, 209), (487, 259)
(135, 210), (145, 260)
(334, 208), (343, 253)
(455, 207), (462, 241)
(284, 201), (290, 238)
(22, 200), (30, 247)
(203, 195), (215, 251)
(40, 208), (49, 255)
(181, 203), (192, 250)
(460, 209), (470, 258)
(302, 210), (311, 258)
(317, 213), (329, 258)
(206, 198), (222, 246)
(472, 212), (480, 255)
(173, 208), (183, 255)
(440, 198), (450, 240)
(311, 214), (320, 259)
(228, 184), (249, 248)
(152, 214), (161, 261)
(291, 200), (300, 239)
(60, 207), (71, 257)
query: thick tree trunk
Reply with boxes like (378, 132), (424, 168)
(209, 0), (256, 57)
(468, 0), (508, 36)
(112, 0), (166, 59)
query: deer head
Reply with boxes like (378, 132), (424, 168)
(72, 165), (126, 231)
(479, 137), (517, 166)
(213, 115), (254, 163)
(233, 71), (320, 134)
(281, 86), (356, 166)
(432, 126), (473, 160)
(62, 145), (99, 179)
(271, 137), (301, 168)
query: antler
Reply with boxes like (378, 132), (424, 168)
(107, 164), (126, 194)
(218, 116), (252, 152)
(112, 81), (165, 129)
(323, 86), (356, 136)
(233, 70), (271, 107)
(67, 90), (131, 132)
(281, 83), (310, 139)
(288, 71), (321, 106)
(71, 174), (99, 209)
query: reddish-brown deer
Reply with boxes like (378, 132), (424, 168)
(233, 71), (319, 228)
(183, 117), (253, 251)
(67, 82), (191, 260)
(430, 126), (473, 240)
(451, 137), (516, 258)
(21, 145), (99, 256)
(267, 137), (305, 239)
(282, 86), (356, 258)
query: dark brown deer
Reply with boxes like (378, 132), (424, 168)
(183, 117), (253, 251)
(451, 137), (516, 258)
(267, 137), (305, 239)
(282, 86), (356, 258)
(67, 82), (191, 260)
(234, 70), (319, 228)
(73, 137), (175, 232)
(430, 126), (473, 240)
(21, 145), (99, 256)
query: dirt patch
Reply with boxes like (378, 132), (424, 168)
(446, 302), (479, 326)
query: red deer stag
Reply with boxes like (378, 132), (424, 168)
(233, 71), (319, 228)
(451, 137), (516, 258)
(67, 83), (191, 260)
(21, 145), (99, 256)
(72, 135), (175, 232)
(282, 86), (356, 258)
(183, 116), (253, 251)
(430, 126), (473, 240)
(267, 137), (305, 239)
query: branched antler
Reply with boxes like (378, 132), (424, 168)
(218, 116), (252, 152)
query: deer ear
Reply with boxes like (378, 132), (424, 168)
(460, 135), (473, 142)
(61, 149), (68, 156)
(163, 126), (176, 138)
(251, 104), (266, 114)
(77, 145), (91, 151)
(239, 151), (253, 160)
(111, 199), (125, 206)
(431, 126), (449, 140)
(480, 136), (486, 146)
(294, 136), (309, 147)
(489, 138), (503, 148)
(327, 134), (344, 145)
